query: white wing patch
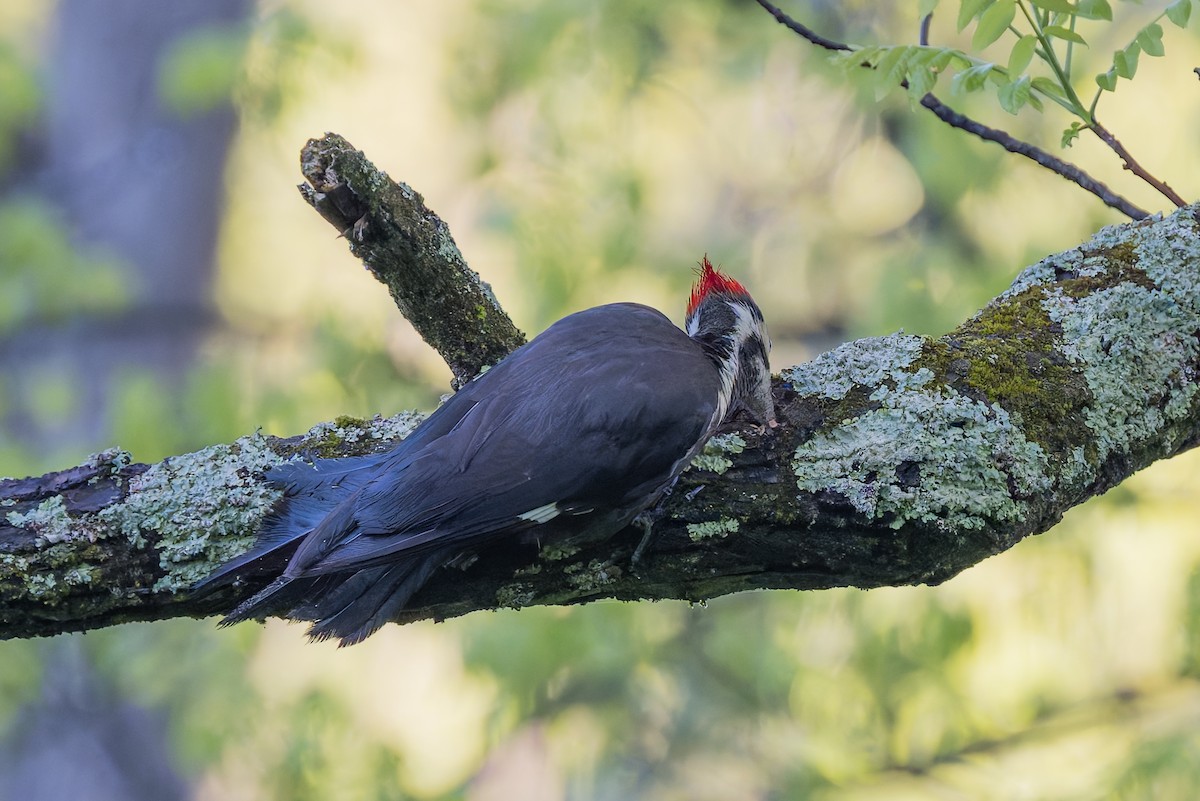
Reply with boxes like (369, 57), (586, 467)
(518, 502), (561, 524)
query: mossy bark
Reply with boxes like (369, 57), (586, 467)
(298, 133), (526, 388)
(2, 138), (1198, 641)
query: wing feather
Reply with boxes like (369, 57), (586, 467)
(285, 304), (721, 578)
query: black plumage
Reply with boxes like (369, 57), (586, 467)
(197, 295), (771, 645)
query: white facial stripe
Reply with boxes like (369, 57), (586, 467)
(714, 302), (746, 422)
(715, 300), (769, 423)
(730, 301), (759, 343)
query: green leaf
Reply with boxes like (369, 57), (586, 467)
(1031, 75), (1068, 100)
(874, 46), (909, 81)
(919, 0), (941, 17)
(1113, 43), (1140, 78)
(958, 0), (995, 32)
(871, 46), (909, 99)
(997, 74), (1032, 113)
(909, 47), (938, 68)
(951, 62), (997, 93)
(869, 46), (903, 73)
(1076, 0), (1112, 20)
(929, 47), (971, 71)
(1136, 23), (1165, 57)
(906, 64), (938, 102)
(1008, 34), (1038, 73)
(973, 0), (1016, 48)
(1061, 120), (1085, 148)
(1094, 67), (1117, 90)
(1043, 25), (1088, 45)
(1030, 0), (1076, 13)
(845, 45), (884, 68)
(1166, 0), (1192, 28)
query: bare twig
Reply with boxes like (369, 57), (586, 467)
(754, 0), (1151, 221)
(1089, 120), (1188, 208)
(755, 0), (849, 51)
(920, 96), (1149, 220)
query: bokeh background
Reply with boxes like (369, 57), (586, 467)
(2, 1), (1199, 799)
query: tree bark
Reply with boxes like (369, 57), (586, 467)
(297, 133), (526, 388)
(3, 136), (1199, 641)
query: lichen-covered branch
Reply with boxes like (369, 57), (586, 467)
(298, 133), (526, 388)
(0, 415), (423, 638)
(3, 205), (1199, 641)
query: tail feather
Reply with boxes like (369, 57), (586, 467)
(265, 453), (385, 501)
(305, 551), (448, 646)
(192, 520), (304, 594)
(218, 573), (329, 626)
(216, 550), (447, 646)
(195, 454), (387, 593)
(290, 563), (395, 623)
(197, 450), (447, 645)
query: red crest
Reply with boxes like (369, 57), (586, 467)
(687, 256), (749, 318)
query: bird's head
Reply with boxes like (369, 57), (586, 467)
(685, 257), (776, 427)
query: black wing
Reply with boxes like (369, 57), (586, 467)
(290, 302), (721, 575)
(204, 302), (721, 643)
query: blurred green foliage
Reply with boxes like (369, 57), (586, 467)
(0, 201), (127, 334)
(158, 8), (354, 122)
(159, 23), (249, 117)
(1, 0), (1199, 799)
(0, 42), (38, 168)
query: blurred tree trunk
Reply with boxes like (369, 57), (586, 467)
(1, 0), (247, 459)
(0, 3), (248, 801)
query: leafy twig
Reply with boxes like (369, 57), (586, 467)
(1011, 0), (1186, 210)
(754, 0), (1149, 220)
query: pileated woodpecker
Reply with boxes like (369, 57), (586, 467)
(199, 258), (774, 645)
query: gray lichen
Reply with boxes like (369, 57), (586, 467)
(300, 412), (424, 457)
(83, 447), (132, 475)
(793, 386), (1048, 531)
(2, 408), (432, 612)
(309, 411), (423, 444)
(686, 518), (740, 541)
(564, 559), (622, 592)
(790, 204), (1200, 534)
(7, 496), (77, 545)
(63, 566), (95, 586)
(690, 433), (747, 475)
(781, 332), (928, 400)
(98, 432), (286, 592)
(1047, 282), (1199, 463)
(1035, 207), (1200, 472)
(495, 582), (536, 609)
